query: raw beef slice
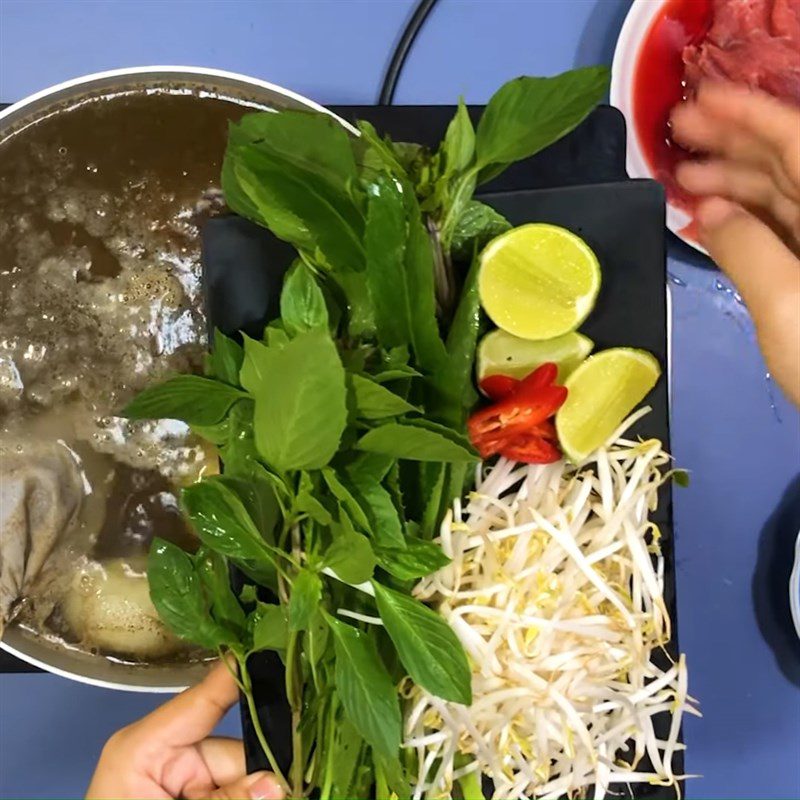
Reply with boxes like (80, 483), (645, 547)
(683, 0), (800, 104)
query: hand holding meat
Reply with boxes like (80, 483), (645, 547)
(672, 82), (800, 406)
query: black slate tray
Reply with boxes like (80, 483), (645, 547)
(205, 106), (680, 798)
(233, 182), (680, 800)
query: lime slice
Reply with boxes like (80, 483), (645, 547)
(478, 223), (601, 340)
(477, 329), (594, 385)
(556, 348), (661, 462)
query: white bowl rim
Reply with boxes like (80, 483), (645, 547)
(609, 0), (708, 256)
(0, 65), (354, 692)
(790, 531), (800, 640)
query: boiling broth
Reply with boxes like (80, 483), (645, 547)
(0, 87), (256, 661)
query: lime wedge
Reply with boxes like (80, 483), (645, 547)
(556, 348), (661, 462)
(477, 329), (594, 385)
(478, 223), (601, 340)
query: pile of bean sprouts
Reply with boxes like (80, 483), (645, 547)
(406, 411), (699, 800)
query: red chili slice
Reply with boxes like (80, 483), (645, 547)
(479, 374), (520, 401)
(493, 418), (562, 463)
(468, 362), (567, 464)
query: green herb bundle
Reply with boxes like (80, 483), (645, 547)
(123, 67), (609, 798)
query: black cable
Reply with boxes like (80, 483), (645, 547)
(378, 0), (440, 105)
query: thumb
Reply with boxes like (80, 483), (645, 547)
(698, 197), (800, 405)
(208, 771), (285, 800)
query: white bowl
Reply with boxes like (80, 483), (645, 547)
(610, 0), (707, 255)
(791, 531), (800, 640)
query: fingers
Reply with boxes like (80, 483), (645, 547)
(671, 83), (800, 201)
(677, 160), (800, 247)
(694, 82), (800, 191)
(206, 771), (284, 800)
(133, 661), (241, 747)
(697, 197), (800, 405)
(196, 738), (247, 788)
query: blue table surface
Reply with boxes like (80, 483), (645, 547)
(0, 1), (798, 798)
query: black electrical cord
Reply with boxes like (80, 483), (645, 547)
(378, 0), (440, 105)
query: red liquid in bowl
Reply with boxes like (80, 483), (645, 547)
(633, 0), (713, 211)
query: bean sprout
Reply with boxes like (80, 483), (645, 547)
(407, 419), (699, 799)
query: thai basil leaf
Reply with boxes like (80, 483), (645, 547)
(346, 469), (405, 548)
(444, 462), (470, 516)
(441, 97), (476, 177)
(427, 254), (482, 426)
(364, 173), (445, 372)
(295, 495), (333, 526)
(264, 322), (291, 349)
(356, 421), (477, 463)
(181, 480), (273, 565)
(386, 463), (407, 525)
(213, 473), (279, 545)
(355, 120), (411, 181)
(410, 418), (479, 449)
(371, 366), (421, 382)
(324, 531), (376, 585)
(219, 400), (260, 477)
(329, 714), (365, 800)
(372, 581), (472, 705)
(345, 452), (395, 484)
(348, 373), (418, 419)
(240, 330), (347, 472)
(336, 269), (375, 339)
(239, 585), (258, 605)
(122, 376), (246, 426)
(326, 614), (402, 758)
(191, 416), (231, 446)
(196, 548), (247, 638)
(232, 110), (359, 187)
(321, 468), (371, 532)
(450, 200), (511, 261)
(147, 538), (231, 650)
(237, 558), (279, 596)
(280, 260), (329, 336)
(382, 345), (412, 370)
(374, 753), (411, 800)
(404, 212), (448, 371)
(223, 111), (365, 272)
(294, 471), (334, 526)
(308, 609), (331, 665)
(207, 328), (245, 387)
(475, 67), (610, 183)
(391, 141), (428, 180)
(223, 144), (363, 273)
(421, 463), (447, 539)
(364, 173), (409, 349)
(289, 569), (322, 632)
(672, 469), (690, 488)
(375, 538), (451, 581)
(249, 602), (289, 652)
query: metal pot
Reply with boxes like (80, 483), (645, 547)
(0, 66), (347, 692)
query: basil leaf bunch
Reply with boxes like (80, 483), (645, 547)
(122, 65), (609, 799)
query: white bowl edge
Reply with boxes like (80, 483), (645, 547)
(790, 532), (800, 640)
(610, 0), (707, 255)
